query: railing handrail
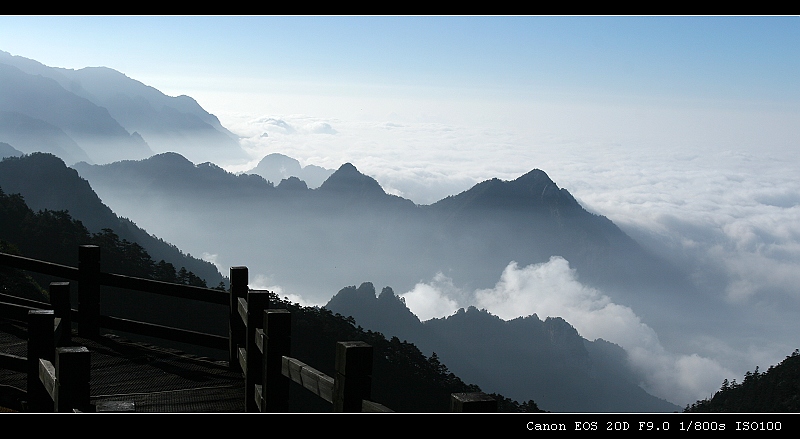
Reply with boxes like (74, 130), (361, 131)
(0, 291), (50, 310)
(0, 250), (226, 304)
(0, 247), (228, 349)
(0, 251), (78, 280)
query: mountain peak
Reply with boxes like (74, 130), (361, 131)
(247, 153), (333, 188)
(431, 167), (582, 214)
(511, 169), (580, 207)
(259, 152), (300, 167)
(325, 282), (422, 337)
(144, 152), (195, 169)
(276, 176), (309, 191)
(339, 162), (357, 172)
(513, 168), (553, 186)
(318, 163), (386, 196)
(251, 153), (301, 183)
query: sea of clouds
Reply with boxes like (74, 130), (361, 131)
(402, 257), (736, 406)
(211, 97), (799, 407)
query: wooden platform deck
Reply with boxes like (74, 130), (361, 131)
(0, 320), (244, 412)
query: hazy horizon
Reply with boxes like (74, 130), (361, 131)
(1, 15), (798, 408)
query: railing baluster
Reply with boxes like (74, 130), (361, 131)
(245, 290), (269, 412)
(78, 245), (101, 338)
(263, 309), (290, 412)
(27, 309), (55, 411)
(333, 341), (373, 412)
(55, 346), (90, 412)
(229, 266), (248, 372)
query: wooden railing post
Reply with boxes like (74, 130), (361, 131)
(229, 266), (247, 371)
(263, 309), (290, 412)
(55, 346), (90, 412)
(333, 341), (373, 412)
(27, 309), (55, 411)
(450, 392), (497, 412)
(78, 245), (100, 338)
(245, 290), (269, 412)
(49, 282), (71, 346)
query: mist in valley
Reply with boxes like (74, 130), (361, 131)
(72, 140), (800, 408)
(65, 81), (800, 410)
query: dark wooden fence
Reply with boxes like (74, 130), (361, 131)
(230, 270), (394, 412)
(0, 245), (496, 412)
(0, 245), (229, 348)
(0, 281), (90, 411)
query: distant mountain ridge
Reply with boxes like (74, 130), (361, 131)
(0, 110), (92, 164)
(72, 151), (692, 332)
(247, 153), (334, 188)
(423, 166), (693, 325)
(324, 282), (680, 412)
(319, 162), (385, 195)
(0, 50), (246, 165)
(0, 62), (151, 164)
(432, 168), (581, 213)
(0, 142), (22, 159)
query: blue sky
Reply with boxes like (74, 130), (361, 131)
(2, 16), (797, 109)
(2, 16), (800, 405)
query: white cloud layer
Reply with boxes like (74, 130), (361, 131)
(207, 96), (799, 408)
(401, 257), (735, 406)
(401, 273), (462, 322)
(219, 104), (800, 318)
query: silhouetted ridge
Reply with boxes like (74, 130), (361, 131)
(432, 168), (580, 213)
(325, 283), (422, 340)
(326, 287), (679, 412)
(512, 169), (581, 209)
(0, 152), (112, 226)
(319, 163), (386, 196)
(325, 282), (377, 308)
(514, 168), (552, 185)
(277, 176), (309, 191)
(143, 151), (196, 170)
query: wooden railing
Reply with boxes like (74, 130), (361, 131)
(0, 245), (229, 350)
(30, 306), (90, 412)
(0, 282), (90, 412)
(1, 246), (497, 412)
(0, 245), (229, 412)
